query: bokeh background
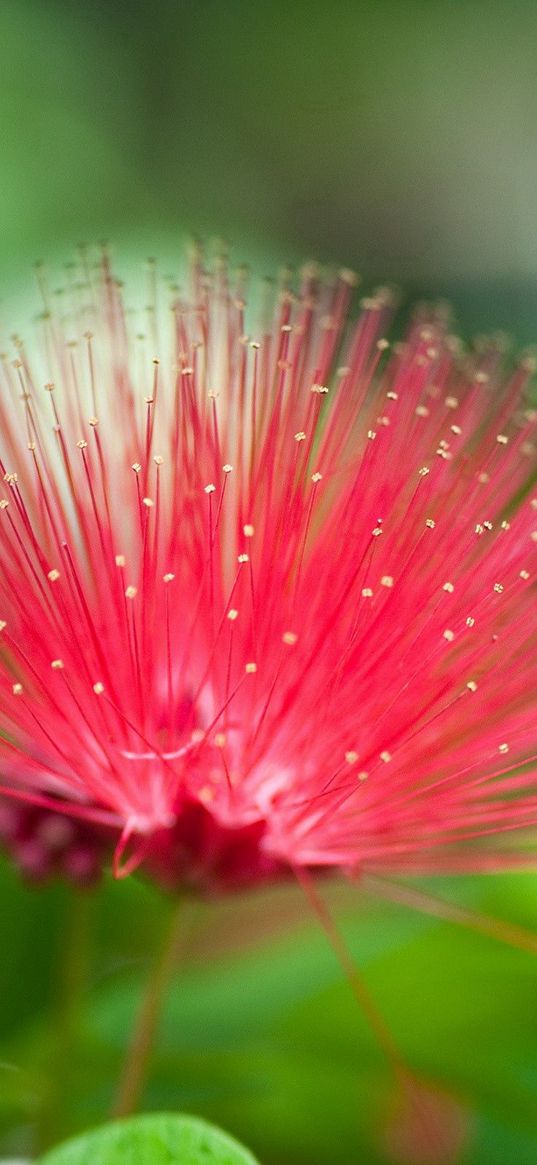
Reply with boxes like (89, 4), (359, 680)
(1, 2), (537, 1162)
(2, 0), (537, 336)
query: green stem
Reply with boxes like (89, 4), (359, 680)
(112, 897), (185, 1118)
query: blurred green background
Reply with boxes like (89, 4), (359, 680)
(2, 1), (537, 1163)
(1, 0), (537, 336)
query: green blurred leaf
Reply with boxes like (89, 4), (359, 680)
(37, 1113), (259, 1165)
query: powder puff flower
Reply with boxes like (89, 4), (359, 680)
(1, 246), (537, 892)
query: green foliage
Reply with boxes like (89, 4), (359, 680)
(1, 867), (537, 1163)
(37, 1113), (259, 1165)
(2, 0), (537, 337)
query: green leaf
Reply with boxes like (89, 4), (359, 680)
(37, 1112), (259, 1165)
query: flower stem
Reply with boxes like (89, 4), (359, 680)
(112, 896), (185, 1117)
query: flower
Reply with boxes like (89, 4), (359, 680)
(1, 245), (537, 892)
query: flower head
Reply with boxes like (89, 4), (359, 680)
(1, 247), (537, 890)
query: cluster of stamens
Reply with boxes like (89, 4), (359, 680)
(0, 247), (536, 888)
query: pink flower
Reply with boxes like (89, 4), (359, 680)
(1, 247), (537, 891)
